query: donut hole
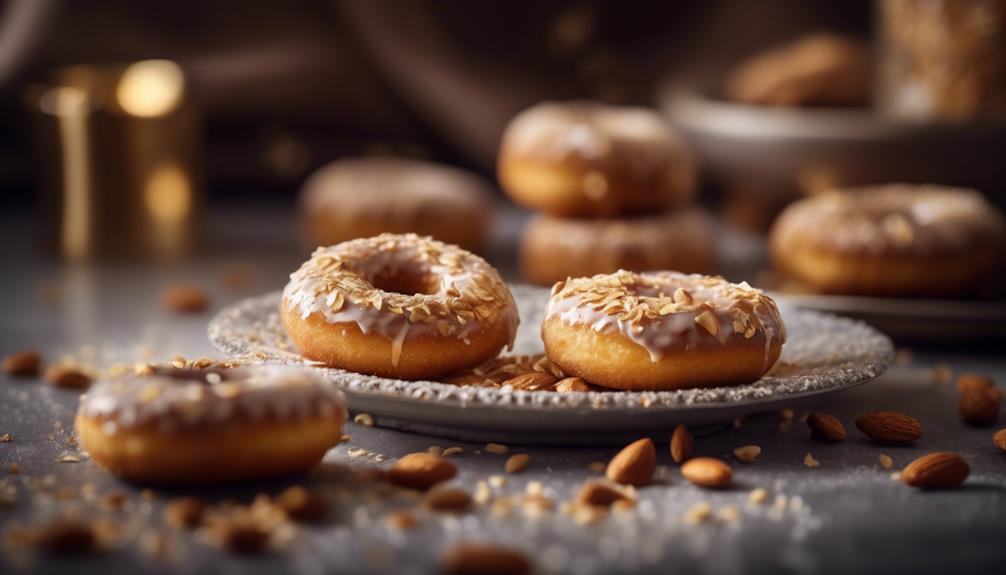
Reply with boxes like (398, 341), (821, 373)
(370, 267), (439, 296)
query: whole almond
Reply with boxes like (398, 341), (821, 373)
(806, 412), (845, 442)
(502, 372), (558, 391)
(389, 452), (457, 490)
(162, 284), (210, 313)
(993, 428), (1006, 452)
(606, 438), (656, 486)
(575, 479), (635, 508)
(505, 453), (530, 474)
(423, 487), (472, 512)
(555, 377), (592, 392)
(901, 452), (969, 489)
(441, 542), (531, 575)
(3, 351), (42, 377)
(960, 387), (1000, 427)
(670, 424), (693, 464)
(955, 373), (993, 394)
(854, 411), (922, 444)
(681, 457), (733, 489)
(43, 366), (92, 390)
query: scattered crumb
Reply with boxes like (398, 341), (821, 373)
(505, 453), (530, 474)
(347, 447), (368, 458)
(162, 284), (210, 314)
(789, 495), (805, 512)
(733, 445), (761, 463)
(57, 454), (80, 463)
(385, 510), (418, 530)
(684, 502), (712, 524)
(748, 488), (769, 505)
(474, 481), (492, 505)
(890, 471), (902, 481)
(442, 447), (464, 457)
(164, 497), (206, 530)
(485, 443), (509, 455)
(879, 454), (893, 469)
(0, 433), (11, 442)
(525, 481), (545, 497)
(99, 491), (127, 512)
(717, 505), (741, 524)
(588, 461), (607, 473)
(353, 413), (375, 426)
(277, 486), (329, 522)
(488, 475), (508, 488)
(803, 452), (820, 468)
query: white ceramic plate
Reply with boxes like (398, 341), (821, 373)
(208, 285), (893, 445)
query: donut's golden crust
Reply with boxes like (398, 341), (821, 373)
(770, 185), (1006, 297)
(542, 317), (781, 391)
(497, 102), (695, 217)
(773, 244), (1001, 297)
(76, 414), (342, 486)
(281, 304), (511, 380)
(520, 210), (716, 286)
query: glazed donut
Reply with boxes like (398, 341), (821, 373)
(300, 157), (494, 252)
(770, 185), (1006, 297)
(542, 271), (786, 391)
(498, 101), (695, 217)
(75, 365), (346, 485)
(520, 208), (716, 286)
(282, 234), (519, 380)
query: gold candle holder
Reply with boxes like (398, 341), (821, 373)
(27, 60), (203, 260)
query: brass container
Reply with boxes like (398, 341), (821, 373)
(27, 60), (203, 260)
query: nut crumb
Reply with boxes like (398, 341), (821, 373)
(162, 284), (210, 314)
(0, 433), (11, 442)
(277, 486), (328, 522)
(442, 447), (464, 457)
(485, 442), (509, 455)
(164, 497), (206, 530)
(385, 510), (418, 530)
(488, 475), (508, 488)
(683, 502), (712, 524)
(587, 461), (606, 473)
(99, 491), (127, 511)
(733, 445), (761, 462)
(803, 452), (820, 468)
(879, 454), (894, 469)
(353, 413), (375, 426)
(748, 487), (769, 505)
(505, 453), (530, 474)
(717, 505), (741, 523)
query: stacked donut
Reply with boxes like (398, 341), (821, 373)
(498, 101), (716, 285)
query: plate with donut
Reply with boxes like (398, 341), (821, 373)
(209, 234), (894, 445)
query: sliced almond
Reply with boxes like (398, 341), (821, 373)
(681, 457), (732, 488)
(733, 445), (761, 463)
(854, 411), (923, 444)
(389, 452), (457, 490)
(694, 310), (719, 336)
(606, 438), (656, 486)
(554, 377), (592, 392)
(901, 452), (969, 489)
(502, 372), (558, 391)
(669, 424), (693, 464)
(505, 453), (530, 474)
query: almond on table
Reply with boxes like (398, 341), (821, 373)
(440, 542), (532, 575)
(854, 411), (922, 444)
(389, 452), (457, 490)
(3, 351), (42, 377)
(670, 424), (693, 464)
(681, 457), (733, 488)
(901, 452), (969, 489)
(960, 386), (1000, 427)
(606, 437), (656, 486)
(807, 412), (845, 442)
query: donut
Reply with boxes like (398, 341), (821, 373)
(498, 101), (695, 217)
(520, 208), (716, 286)
(75, 365), (347, 485)
(542, 271), (786, 391)
(300, 157), (494, 252)
(725, 33), (870, 107)
(770, 185), (1006, 297)
(282, 234), (519, 380)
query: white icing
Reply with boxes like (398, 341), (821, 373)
(282, 235), (519, 349)
(545, 271), (786, 364)
(78, 365), (347, 433)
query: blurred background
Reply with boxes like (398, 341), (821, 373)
(0, 0), (1004, 340)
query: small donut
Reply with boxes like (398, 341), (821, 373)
(770, 185), (1006, 297)
(520, 208), (716, 286)
(300, 157), (494, 252)
(725, 33), (870, 107)
(542, 271), (786, 391)
(282, 234), (519, 380)
(498, 101), (695, 217)
(75, 365), (347, 485)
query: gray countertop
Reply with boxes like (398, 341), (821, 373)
(1, 206), (1005, 575)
